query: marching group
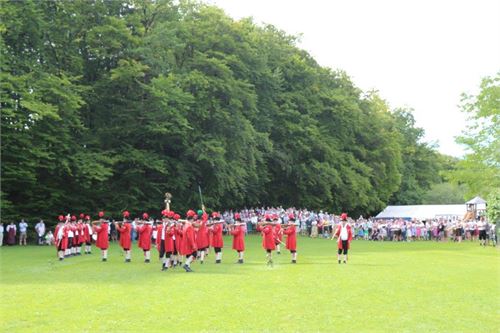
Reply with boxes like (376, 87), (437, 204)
(47, 209), (306, 272)
(1, 207), (359, 271)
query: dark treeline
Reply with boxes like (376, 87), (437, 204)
(1, 0), (447, 221)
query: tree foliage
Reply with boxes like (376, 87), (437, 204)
(447, 73), (500, 199)
(1, 0), (447, 222)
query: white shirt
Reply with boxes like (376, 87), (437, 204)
(19, 222), (28, 233)
(57, 226), (64, 240)
(36, 222), (45, 236)
(0, 225), (4, 233)
(161, 223), (166, 240)
(340, 224), (349, 240)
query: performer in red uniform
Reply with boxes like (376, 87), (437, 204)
(181, 211), (198, 272)
(284, 214), (298, 263)
(137, 213), (152, 263)
(172, 213), (181, 267)
(256, 214), (276, 266)
(93, 211), (109, 261)
(66, 216), (76, 256)
(116, 211), (132, 262)
(210, 212), (224, 264)
(55, 215), (68, 261)
(230, 213), (245, 263)
(331, 213), (353, 264)
(196, 211), (209, 264)
(157, 210), (176, 271)
(273, 214), (283, 254)
(83, 215), (92, 254)
(76, 215), (85, 255)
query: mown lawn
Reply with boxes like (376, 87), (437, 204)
(1, 235), (498, 333)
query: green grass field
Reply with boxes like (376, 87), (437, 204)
(1, 235), (499, 333)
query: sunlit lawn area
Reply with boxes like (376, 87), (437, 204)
(1, 236), (498, 332)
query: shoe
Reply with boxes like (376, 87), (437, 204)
(102, 258), (107, 262)
(277, 252), (281, 255)
(200, 261), (204, 264)
(59, 258), (64, 261)
(338, 260), (341, 264)
(161, 266), (168, 271)
(291, 260), (296, 264)
(125, 259), (131, 263)
(145, 259), (150, 263)
(237, 259), (244, 264)
(215, 259), (221, 264)
(343, 260), (347, 264)
(183, 264), (193, 272)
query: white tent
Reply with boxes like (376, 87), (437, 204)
(375, 205), (465, 220)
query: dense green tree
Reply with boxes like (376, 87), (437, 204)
(447, 73), (500, 198)
(1, 0), (450, 224)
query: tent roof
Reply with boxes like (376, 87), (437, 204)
(375, 205), (465, 219)
(466, 196), (487, 205)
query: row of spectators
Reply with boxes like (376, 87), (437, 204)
(1, 207), (497, 246)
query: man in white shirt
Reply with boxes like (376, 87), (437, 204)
(35, 220), (46, 245)
(477, 218), (487, 247)
(19, 219), (28, 246)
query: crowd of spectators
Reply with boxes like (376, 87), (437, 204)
(1, 207), (497, 246)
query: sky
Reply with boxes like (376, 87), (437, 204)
(208, 0), (500, 157)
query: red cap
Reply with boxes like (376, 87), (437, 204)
(264, 214), (271, 221)
(272, 214), (279, 220)
(211, 212), (220, 218)
(123, 211), (130, 218)
(288, 213), (295, 220)
(173, 214), (180, 221)
(161, 209), (167, 217)
(71, 215), (76, 221)
(85, 215), (90, 220)
(142, 212), (149, 220)
(186, 210), (196, 217)
(58, 215), (64, 222)
(98, 211), (105, 218)
(234, 213), (241, 220)
(167, 211), (175, 218)
(79, 213), (85, 219)
(341, 213), (348, 220)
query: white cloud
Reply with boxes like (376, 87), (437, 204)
(209, 0), (500, 157)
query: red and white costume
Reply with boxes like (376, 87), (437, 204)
(137, 220), (152, 262)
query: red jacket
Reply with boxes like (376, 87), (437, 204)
(210, 223), (224, 248)
(257, 225), (276, 250)
(83, 223), (92, 243)
(174, 226), (182, 252)
(274, 224), (283, 243)
(54, 224), (68, 250)
(284, 225), (297, 251)
(117, 223), (132, 249)
(94, 223), (109, 250)
(196, 220), (210, 249)
(77, 223), (85, 243)
(137, 224), (152, 250)
(180, 223), (197, 255)
(231, 225), (245, 252)
(334, 224), (353, 249)
(156, 223), (175, 253)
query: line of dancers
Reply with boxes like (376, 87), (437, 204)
(54, 208), (351, 272)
